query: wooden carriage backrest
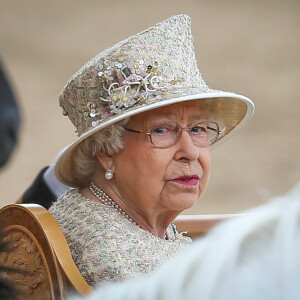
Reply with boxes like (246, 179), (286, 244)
(0, 204), (92, 300)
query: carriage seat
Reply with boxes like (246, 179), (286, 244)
(0, 204), (92, 300)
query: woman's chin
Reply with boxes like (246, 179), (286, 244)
(162, 191), (199, 211)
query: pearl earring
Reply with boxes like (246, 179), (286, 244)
(105, 169), (114, 180)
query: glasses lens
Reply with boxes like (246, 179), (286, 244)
(149, 121), (219, 148)
(190, 121), (219, 147)
(150, 122), (178, 148)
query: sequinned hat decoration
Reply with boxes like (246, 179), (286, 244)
(56, 14), (254, 186)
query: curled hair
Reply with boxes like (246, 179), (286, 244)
(71, 118), (129, 187)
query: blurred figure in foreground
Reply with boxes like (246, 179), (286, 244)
(70, 184), (300, 300)
(0, 57), (21, 169)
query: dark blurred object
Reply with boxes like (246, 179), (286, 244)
(20, 148), (71, 209)
(0, 58), (21, 168)
(21, 167), (57, 209)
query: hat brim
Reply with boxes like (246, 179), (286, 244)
(55, 91), (254, 187)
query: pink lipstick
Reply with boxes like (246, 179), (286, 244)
(171, 175), (199, 187)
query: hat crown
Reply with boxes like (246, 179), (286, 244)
(59, 14), (210, 136)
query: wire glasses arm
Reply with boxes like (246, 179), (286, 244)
(207, 126), (221, 134)
(123, 127), (151, 136)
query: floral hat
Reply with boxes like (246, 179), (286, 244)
(55, 14), (255, 187)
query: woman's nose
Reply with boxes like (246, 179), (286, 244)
(174, 130), (200, 161)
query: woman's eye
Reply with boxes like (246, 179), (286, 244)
(152, 124), (175, 135)
(191, 126), (207, 134)
(153, 127), (170, 135)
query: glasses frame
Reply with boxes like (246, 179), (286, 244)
(123, 120), (221, 149)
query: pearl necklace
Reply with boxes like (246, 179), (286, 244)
(89, 182), (138, 226)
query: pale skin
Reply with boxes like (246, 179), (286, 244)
(81, 101), (211, 239)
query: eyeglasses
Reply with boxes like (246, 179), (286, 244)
(123, 120), (220, 149)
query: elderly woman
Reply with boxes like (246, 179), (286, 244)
(49, 14), (254, 285)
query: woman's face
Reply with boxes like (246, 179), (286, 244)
(111, 101), (211, 217)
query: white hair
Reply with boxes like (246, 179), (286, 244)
(69, 184), (300, 300)
(71, 118), (129, 187)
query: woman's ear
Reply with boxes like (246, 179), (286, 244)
(96, 153), (114, 172)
